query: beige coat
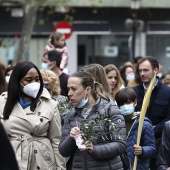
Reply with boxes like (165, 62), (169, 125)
(0, 88), (66, 170)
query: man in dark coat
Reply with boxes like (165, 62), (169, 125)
(132, 56), (170, 170)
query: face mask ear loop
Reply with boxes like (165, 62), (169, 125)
(19, 82), (25, 93)
(20, 82), (24, 87)
(85, 87), (91, 99)
(48, 61), (54, 70)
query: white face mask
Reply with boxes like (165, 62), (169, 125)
(77, 89), (88, 108)
(77, 96), (88, 108)
(5, 76), (10, 83)
(21, 82), (40, 98)
(41, 63), (49, 70)
(41, 62), (54, 70)
(126, 74), (135, 82)
(120, 103), (134, 116)
(48, 62), (54, 70)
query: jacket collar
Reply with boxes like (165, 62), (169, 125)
(74, 98), (101, 115)
(139, 76), (161, 93)
(40, 88), (51, 99)
(1, 88), (52, 121)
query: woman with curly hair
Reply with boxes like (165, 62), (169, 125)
(40, 70), (69, 115)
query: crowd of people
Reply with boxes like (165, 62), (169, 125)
(0, 31), (170, 170)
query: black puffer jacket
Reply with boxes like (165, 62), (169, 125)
(156, 120), (170, 170)
(59, 98), (126, 170)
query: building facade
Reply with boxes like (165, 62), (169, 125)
(1, 3), (170, 74)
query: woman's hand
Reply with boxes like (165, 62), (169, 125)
(85, 140), (94, 154)
(133, 144), (142, 156)
(70, 127), (80, 139)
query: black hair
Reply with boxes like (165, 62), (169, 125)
(120, 65), (134, 86)
(47, 50), (61, 68)
(3, 61), (43, 119)
(0, 65), (7, 94)
(134, 56), (142, 64)
(5, 66), (15, 76)
(115, 87), (136, 107)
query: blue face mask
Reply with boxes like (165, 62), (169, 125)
(120, 103), (134, 115)
(126, 74), (135, 82)
(41, 62), (49, 70)
(77, 90), (88, 109)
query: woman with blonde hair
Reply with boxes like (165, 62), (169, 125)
(40, 70), (68, 115)
(104, 64), (124, 100)
(80, 64), (111, 96)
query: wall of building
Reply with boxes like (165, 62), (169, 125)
(1, 7), (170, 73)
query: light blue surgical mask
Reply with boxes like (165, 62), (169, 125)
(126, 74), (135, 82)
(120, 103), (134, 115)
(41, 62), (49, 70)
(77, 90), (88, 108)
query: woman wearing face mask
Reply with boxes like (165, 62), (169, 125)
(120, 65), (135, 87)
(5, 65), (14, 84)
(115, 87), (156, 170)
(59, 71), (126, 170)
(0, 61), (66, 170)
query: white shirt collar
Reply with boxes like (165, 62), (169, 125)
(143, 78), (158, 90)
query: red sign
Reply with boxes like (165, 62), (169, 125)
(54, 21), (73, 39)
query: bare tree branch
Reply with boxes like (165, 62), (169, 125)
(1, 0), (69, 64)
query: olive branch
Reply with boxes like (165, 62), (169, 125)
(79, 115), (122, 142)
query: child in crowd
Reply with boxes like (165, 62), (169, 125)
(45, 31), (69, 74)
(115, 87), (156, 170)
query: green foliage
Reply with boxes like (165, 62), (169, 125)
(65, 14), (74, 21)
(39, 19), (45, 25)
(92, 9), (98, 14)
(57, 96), (69, 115)
(80, 115), (121, 142)
(52, 95), (69, 115)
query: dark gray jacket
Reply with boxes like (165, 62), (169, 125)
(59, 98), (126, 170)
(156, 120), (170, 169)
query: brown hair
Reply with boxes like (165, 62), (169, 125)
(115, 87), (137, 107)
(80, 64), (111, 95)
(0, 61), (7, 74)
(50, 32), (64, 45)
(104, 64), (124, 99)
(71, 71), (109, 101)
(137, 56), (159, 71)
(162, 77), (170, 86)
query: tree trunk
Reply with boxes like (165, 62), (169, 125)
(13, 2), (38, 65)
